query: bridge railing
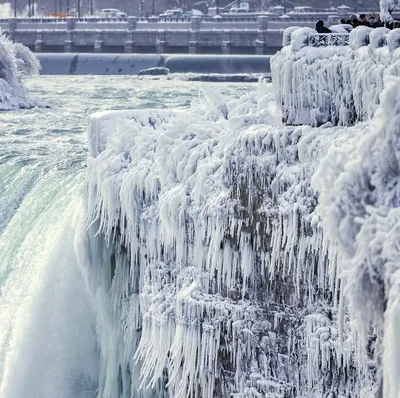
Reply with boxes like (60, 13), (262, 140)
(283, 26), (400, 53)
(308, 33), (349, 47)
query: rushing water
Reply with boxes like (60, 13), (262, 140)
(0, 75), (254, 398)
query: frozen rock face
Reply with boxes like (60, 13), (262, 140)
(271, 27), (400, 126)
(313, 75), (400, 398)
(76, 77), (399, 397)
(0, 32), (40, 109)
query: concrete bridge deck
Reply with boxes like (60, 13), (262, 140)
(1, 16), (295, 54)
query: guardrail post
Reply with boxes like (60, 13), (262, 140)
(66, 17), (76, 31)
(127, 16), (137, 31)
(35, 31), (44, 52)
(125, 32), (134, 53)
(221, 32), (231, 54)
(156, 31), (165, 54)
(255, 39), (264, 55)
(94, 31), (103, 53)
(65, 31), (73, 52)
(64, 18), (75, 52)
(256, 16), (269, 55)
(257, 15), (269, 31)
(189, 16), (201, 54)
(8, 18), (17, 41)
(189, 40), (197, 54)
(125, 16), (137, 53)
(191, 16), (202, 31)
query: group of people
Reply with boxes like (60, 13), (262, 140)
(315, 14), (400, 34)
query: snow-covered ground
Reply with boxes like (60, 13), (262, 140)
(0, 32), (40, 110)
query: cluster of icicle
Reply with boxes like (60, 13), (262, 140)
(0, 30), (40, 109)
(380, 0), (396, 23)
(271, 26), (400, 126)
(313, 75), (400, 398)
(76, 74), (400, 398)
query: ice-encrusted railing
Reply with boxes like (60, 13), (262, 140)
(271, 26), (400, 126)
(308, 33), (349, 47)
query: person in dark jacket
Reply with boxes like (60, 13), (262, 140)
(359, 14), (371, 26)
(315, 20), (332, 33)
(347, 14), (359, 27)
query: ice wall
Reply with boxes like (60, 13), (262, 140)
(271, 27), (400, 126)
(313, 75), (400, 398)
(76, 76), (400, 397)
(0, 31), (40, 109)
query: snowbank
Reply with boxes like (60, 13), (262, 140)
(0, 31), (40, 109)
(271, 27), (400, 126)
(76, 79), (385, 397)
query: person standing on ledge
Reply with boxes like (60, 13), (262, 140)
(315, 20), (332, 33)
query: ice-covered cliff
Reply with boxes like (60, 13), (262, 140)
(76, 23), (400, 398)
(271, 27), (400, 126)
(0, 31), (40, 109)
(313, 74), (400, 398)
(76, 71), (400, 397)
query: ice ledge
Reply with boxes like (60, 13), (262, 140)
(87, 109), (179, 157)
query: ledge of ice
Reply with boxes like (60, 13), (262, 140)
(0, 31), (40, 110)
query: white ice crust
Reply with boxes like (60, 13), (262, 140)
(0, 31), (40, 109)
(271, 27), (400, 126)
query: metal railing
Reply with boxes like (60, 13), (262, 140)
(308, 33), (349, 47)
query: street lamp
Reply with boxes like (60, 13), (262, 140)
(216, 0), (219, 14)
(14, 0), (17, 17)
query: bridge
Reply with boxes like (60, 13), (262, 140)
(0, 16), (325, 54)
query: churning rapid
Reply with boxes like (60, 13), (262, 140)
(0, 75), (253, 398)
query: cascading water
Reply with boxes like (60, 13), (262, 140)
(0, 38), (99, 398)
(0, 167), (98, 398)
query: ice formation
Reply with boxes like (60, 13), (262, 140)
(313, 74), (400, 398)
(271, 26), (400, 126)
(77, 26), (400, 398)
(0, 31), (40, 109)
(380, 0), (396, 22)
